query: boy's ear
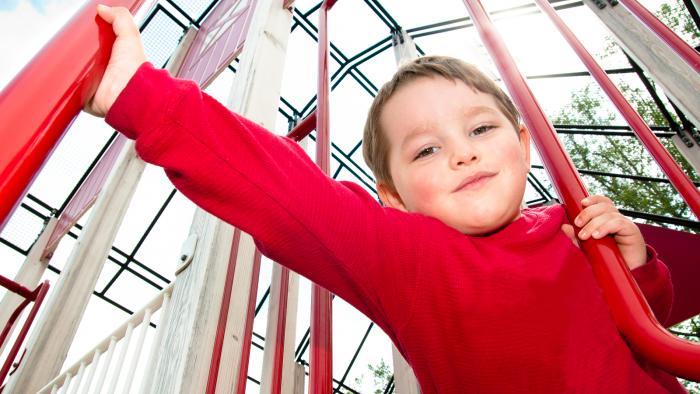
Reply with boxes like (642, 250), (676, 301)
(377, 182), (408, 212)
(518, 124), (531, 169)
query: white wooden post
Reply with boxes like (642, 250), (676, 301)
(392, 346), (421, 394)
(0, 217), (56, 354)
(389, 27), (422, 394)
(584, 1), (700, 129)
(673, 133), (700, 174)
(146, 0), (293, 392)
(3, 29), (196, 394)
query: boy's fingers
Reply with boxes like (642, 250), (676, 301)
(578, 212), (619, 240)
(97, 5), (138, 36)
(574, 201), (617, 227)
(581, 194), (613, 207)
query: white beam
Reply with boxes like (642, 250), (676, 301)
(145, 0), (293, 391)
(585, 1), (700, 129)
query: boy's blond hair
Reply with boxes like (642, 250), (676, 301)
(362, 55), (521, 190)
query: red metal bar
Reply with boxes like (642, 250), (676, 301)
(310, 1), (334, 394)
(206, 229), (242, 393)
(0, 275), (35, 300)
(235, 249), (263, 394)
(0, 0), (147, 232)
(533, 0), (700, 218)
(0, 298), (32, 353)
(286, 111), (317, 142)
(271, 267), (290, 394)
(461, 0), (700, 381)
(618, 0), (700, 73)
(0, 281), (50, 385)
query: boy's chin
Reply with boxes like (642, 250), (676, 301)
(454, 209), (522, 236)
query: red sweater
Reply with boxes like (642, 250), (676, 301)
(106, 63), (684, 393)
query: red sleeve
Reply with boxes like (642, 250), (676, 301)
(630, 245), (674, 325)
(105, 62), (432, 340)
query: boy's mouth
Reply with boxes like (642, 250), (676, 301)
(453, 171), (498, 192)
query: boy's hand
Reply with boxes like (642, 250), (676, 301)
(84, 5), (147, 118)
(561, 195), (647, 270)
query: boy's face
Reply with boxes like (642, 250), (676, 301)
(377, 76), (531, 235)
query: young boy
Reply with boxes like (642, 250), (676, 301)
(88, 5), (683, 393)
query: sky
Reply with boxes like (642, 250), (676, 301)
(0, 0), (676, 392)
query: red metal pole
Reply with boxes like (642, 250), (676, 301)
(270, 267), (290, 394)
(286, 111), (317, 142)
(461, 0), (700, 381)
(618, 0), (700, 73)
(0, 275), (35, 300)
(234, 249), (263, 394)
(533, 0), (700, 218)
(310, 1), (335, 393)
(206, 229), (242, 393)
(0, 281), (50, 385)
(0, 0), (147, 232)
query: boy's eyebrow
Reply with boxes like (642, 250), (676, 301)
(400, 105), (500, 150)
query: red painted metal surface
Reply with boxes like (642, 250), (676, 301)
(271, 267), (290, 394)
(206, 229), (241, 394)
(310, 1), (333, 394)
(42, 135), (128, 260)
(0, 275), (34, 300)
(286, 111), (317, 142)
(0, 280), (50, 385)
(461, 0), (700, 381)
(235, 249), (263, 394)
(0, 0), (147, 233)
(533, 0), (700, 218)
(618, 0), (700, 73)
(178, 0), (258, 87)
(638, 224), (700, 327)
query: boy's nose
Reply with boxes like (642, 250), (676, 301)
(450, 148), (478, 169)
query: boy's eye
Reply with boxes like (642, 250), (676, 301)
(472, 125), (495, 136)
(414, 146), (439, 160)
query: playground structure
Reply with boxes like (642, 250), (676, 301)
(0, 0), (699, 392)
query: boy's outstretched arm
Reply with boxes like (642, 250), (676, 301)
(84, 5), (146, 117)
(561, 195), (674, 324)
(86, 6), (431, 342)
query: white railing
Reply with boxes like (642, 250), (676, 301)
(38, 283), (174, 394)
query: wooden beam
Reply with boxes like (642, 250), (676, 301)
(392, 346), (421, 394)
(672, 133), (700, 177)
(585, 1), (700, 128)
(146, 0), (293, 392)
(4, 143), (146, 393)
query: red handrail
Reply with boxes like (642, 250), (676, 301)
(310, 1), (337, 393)
(461, 0), (700, 381)
(0, 0), (147, 232)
